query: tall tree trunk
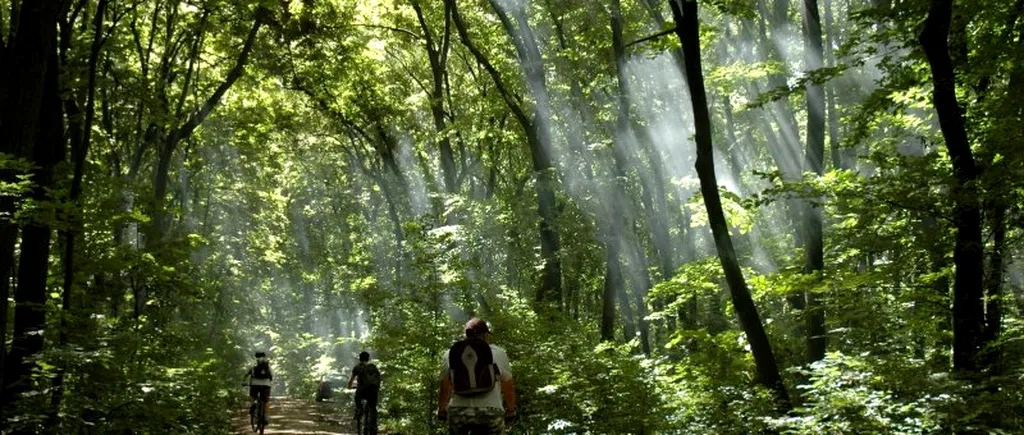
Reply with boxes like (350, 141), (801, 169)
(608, 0), (651, 353)
(411, 0), (458, 224)
(721, 93), (746, 193)
(0, 228), (13, 395)
(600, 248), (620, 341)
(982, 203), (1005, 372)
(617, 276), (637, 343)
(135, 12), (263, 315)
(636, 0), (683, 283)
(4, 50), (65, 411)
(491, 0), (562, 307)
(802, 0), (827, 363)
(670, 0), (791, 410)
(51, 0), (110, 417)
(147, 12), (264, 246)
(751, 3), (810, 289)
(448, 0), (562, 307)
(627, 240), (654, 355)
(979, 19), (1024, 374)
(823, 0), (843, 169)
(922, 216), (952, 368)
(919, 0), (986, 376)
(640, 0), (688, 83)
(0, 0), (63, 410)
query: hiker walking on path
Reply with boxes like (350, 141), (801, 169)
(437, 318), (517, 434)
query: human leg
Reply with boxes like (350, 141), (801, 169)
(353, 389), (364, 418)
(365, 388), (379, 415)
(261, 387), (271, 421)
(365, 388), (379, 433)
(249, 386), (259, 415)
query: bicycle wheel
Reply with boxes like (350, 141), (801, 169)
(250, 401), (258, 432)
(366, 405), (377, 435)
(255, 398), (266, 434)
(357, 399), (372, 435)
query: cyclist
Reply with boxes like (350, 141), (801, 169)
(347, 351), (381, 424)
(438, 318), (517, 435)
(243, 351), (273, 425)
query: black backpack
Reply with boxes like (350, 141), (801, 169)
(448, 338), (499, 397)
(357, 362), (381, 387)
(252, 362), (271, 380)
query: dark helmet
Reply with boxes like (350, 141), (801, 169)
(254, 351), (266, 358)
(359, 351), (370, 362)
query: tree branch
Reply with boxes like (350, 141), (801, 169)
(445, 0), (530, 129)
(173, 12), (264, 144)
(624, 26), (677, 49)
(174, 9), (209, 120)
(350, 23), (421, 39)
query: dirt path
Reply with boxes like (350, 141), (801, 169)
(232, 397), (357, 434)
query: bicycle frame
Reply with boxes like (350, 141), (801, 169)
(356, 396), (378, 435)
(251, 395), (267, 434)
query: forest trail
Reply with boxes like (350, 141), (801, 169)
(232, 397), (357, 434)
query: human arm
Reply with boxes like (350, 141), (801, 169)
(346, 366), (357, 389)
(438, 374), (452, 419)
(495, 347), (516, 416)
(501, 377), (517, 416)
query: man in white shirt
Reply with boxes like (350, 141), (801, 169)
(437, 318), (517, 434)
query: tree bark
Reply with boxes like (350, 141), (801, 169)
(919, 0), (986, 375)
(802, 0), (827, 363)
(600, 262), (617, 341)
(4, 50), (65, 410)
(670, 0), (791, 410)
(51, 0), (110, 417)
(346, 143), (406, 291)
(610, 0), (652, 353)
(823, 0), (843, 170)
(639, 0), (688, 84)
(448, 0), (562, 307)
(721, 94), (746, 193)
(0, 227), (13, 396)
(148, 11), (264, 246)
(755, 0), (803, 180)
(411, 0), (458, 224)
(978, 19), (1024, 374)
(637, 0), (684, 284)
(0, 0), (63, 410)
(134, 11), (263, 315)
(547, 3), (619, 323)
(982, 203), (1005, 373)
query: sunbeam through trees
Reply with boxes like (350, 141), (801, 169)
(1, 0), (1024, 433)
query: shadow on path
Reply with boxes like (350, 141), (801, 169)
(232, 397), (358, 434)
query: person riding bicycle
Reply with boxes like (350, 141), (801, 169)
(347, 351), (381, 423)
(438, 318), (517, 435)
(243, 351), (273, 425)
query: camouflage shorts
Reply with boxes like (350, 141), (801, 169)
(448, 406), (504, 435)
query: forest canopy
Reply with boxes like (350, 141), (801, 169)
(1, 0), (1023, 433)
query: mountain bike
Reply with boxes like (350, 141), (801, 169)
(244, 384), (268, 434)
(251, 394), (267, 434)
(355, 394), (378, 435)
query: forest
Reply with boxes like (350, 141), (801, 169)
(1, 0), (1023, 433)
